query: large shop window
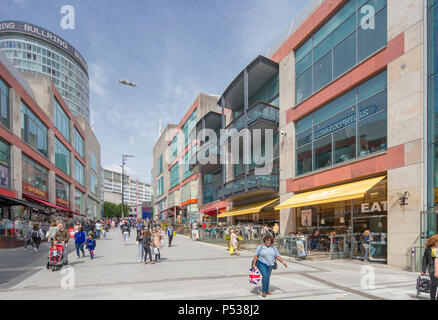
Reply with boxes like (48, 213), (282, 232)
(74, 128), (84, 158)
(0, 78), (10, 129)
(295, 0), (387, 105)
(55, 138), (70, 175)
(203, 170), (221, 204)
(21, 101), (48, 158)
(74, 188), (84, 213)
(22, 153), (48, 192)
(74, 158), (84, 185)
(295, 70), (387, 176)
(90, 173), (98, 195)
(0, 139), (10, 189)
(54, 98), (70, 142)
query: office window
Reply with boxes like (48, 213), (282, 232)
(91, 152), (97, 173)
(74, 128), (84, 158)
(21, 101), (48, 158)
(54, 98), (70, 141)
(90, 173), (98, 195)
(157, 155), (163, 175)
(157, 177), (164, 197)
(22, 153), (48, 192)
(55, 176), (69, 202)
(74, 188), (84, 213)
(183, 110), (197, 148)
(0, 139), (10, 189)
(295, 0), (387, 104)
(170, 136), (178, 161)
(0, 78), (9, 129)
(295, 70), (387, 175)
(55, 137), (70, 175)
(74, 158), (84, 185)
(170, 163), (179, 188)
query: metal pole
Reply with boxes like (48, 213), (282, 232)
(122, 154), (125, 219)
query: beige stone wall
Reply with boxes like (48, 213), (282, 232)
(278, 50), (296, 236)
(386, 0), (425, 268)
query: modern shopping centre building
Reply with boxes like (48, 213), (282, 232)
(152, 0), (436, 268)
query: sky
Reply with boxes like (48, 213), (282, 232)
(1, 0), (310, 183)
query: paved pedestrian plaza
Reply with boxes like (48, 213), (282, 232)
(0, 230), (422, 300)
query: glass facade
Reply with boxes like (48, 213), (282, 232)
(74, 157), (84, 185)
(249, 73), (279, 107)
(54, 98), (70, 142)
(157, 155), (163, 175)
(170, 136), (178, 162)
(21, 101), (48, 158)
(73, 128), (84, 158)
(295, 0), (388, 105)
(170, 163), (179, 188)
(0, 77), (9, 128)
(295, 70), (387, 176)
(203, 170), (221, 204)
(183, 110), (197, 148)
(0, 34), (89, 121)
(55, 137), (70, 175)
(22, 153), (48, 192)
(91, 152), (97, 173)
(0, 138), (10, 189)
(157, 176), (164, 197)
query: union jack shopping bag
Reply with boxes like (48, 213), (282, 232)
(249, 267), (261, 286)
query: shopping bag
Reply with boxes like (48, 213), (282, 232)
(229, 246), (234, 255)
(249, 267), (261, 286)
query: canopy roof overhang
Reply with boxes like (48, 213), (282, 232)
(218, 198), (279, 218)
(275, 176), (386, 210)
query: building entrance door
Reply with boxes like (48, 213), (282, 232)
(351, 215), (387, 262)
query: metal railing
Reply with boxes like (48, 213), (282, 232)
(227, 101), (279, 133)
(220, 173), (279, 199)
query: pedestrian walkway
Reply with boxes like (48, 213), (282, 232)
(0, 229), (422, 300)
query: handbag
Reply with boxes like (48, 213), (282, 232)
(273, 261), (278, 270)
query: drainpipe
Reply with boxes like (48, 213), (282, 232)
(423, 0), (429, 217)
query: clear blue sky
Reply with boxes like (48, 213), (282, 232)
(1, 0), (310, 183)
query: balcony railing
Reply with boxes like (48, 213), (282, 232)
(189, 142), (220, 170)
(220, 172), (279, 199)
(227, 101), (279, 132)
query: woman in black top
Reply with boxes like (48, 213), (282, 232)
(421, 234), (438, 300)
(143, 230), (153, 264)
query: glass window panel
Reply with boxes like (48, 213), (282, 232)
(314, 89), (356, 124)
(296, 128), (313, 148)
(314, 13), (356, 62)
(296, 144), (312, 175)
(358, 0), (387, 27)
(333, 31), (357, 79)
(334, 125), (357, 164)
(313, 51), (333, 92)
(358, 70), (387, 102)
(314, 106), (356, 140)
(358, 111), (387, 157)
(428, 2), (438, 76)
(296, 51), (312, 76)
(358, 90), (387, 121)
(296, 114), (313, 134)
(295, 37), (313, 62)
(313, 0), (357, 46)
(296, 67), (312, 104)
(314, 135), (333, 170)
(358, 7), (387, 62)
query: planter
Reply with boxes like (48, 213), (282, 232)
(0, 236), (24, 249)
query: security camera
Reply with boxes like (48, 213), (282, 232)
(280, 130), (287, 136)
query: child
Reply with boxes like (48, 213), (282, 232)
(50, 243), (61, 263)
(86, 234), (96, 259)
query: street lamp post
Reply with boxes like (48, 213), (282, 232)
(121, 154), (133, 218)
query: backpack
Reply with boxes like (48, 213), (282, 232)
(31, 230), (39, 240)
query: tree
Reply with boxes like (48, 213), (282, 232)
(103, 201), (119, 218)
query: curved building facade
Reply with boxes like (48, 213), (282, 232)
(0, 21), (89, 122)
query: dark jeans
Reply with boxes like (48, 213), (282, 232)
(168, 235), (173, 247)
(75, 242), (85, 257)
(32, 238), (41, 249)
(431, 273), (438, 300)
(143, 246), (152, 262)
(257, 261), (273, 293)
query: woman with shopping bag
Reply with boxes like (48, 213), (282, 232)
(251, 234), (287, 297)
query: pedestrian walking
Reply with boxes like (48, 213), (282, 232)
(167, 225), (174, 247)
(122, 223), (130, 246)
(86, 234), (96, 259)
(153, 229), (163, 262)
(230, 229), (240, 256)
(143, 230), (153, 264)
(54, 223), (70, 264)
(29, 224), (43, 253)
(362, 230), (376, 262)
(136, 229), (145, 262)
(74, 227), (86, 258)
(251, 233), (288, 298)
(422, 234), (438, 300)
(46, 221), (58, 243)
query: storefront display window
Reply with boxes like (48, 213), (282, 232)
(55, 176), (69, 206)
(22, 153), (48, 193)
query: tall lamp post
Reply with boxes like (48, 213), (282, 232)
(121, 154), (134, 218)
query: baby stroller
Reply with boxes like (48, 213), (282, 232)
(46, 243), (65, 272)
